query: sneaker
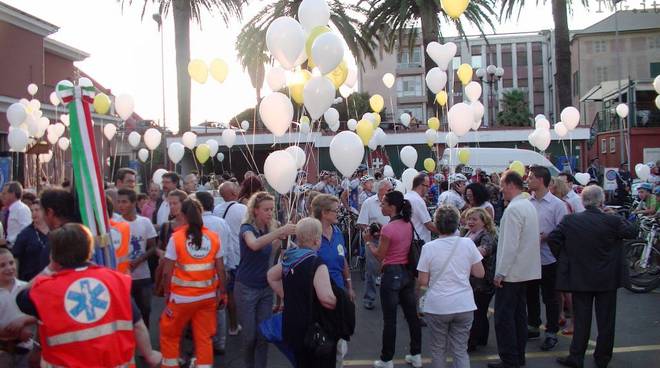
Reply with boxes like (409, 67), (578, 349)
(527, 326), (540, 339)
(540, 335), (558, 351)
(375, 276), (381, 286)
(405, 354), (423, 367)
(228, 324), (242, 336)
(373, 360), (393, 368)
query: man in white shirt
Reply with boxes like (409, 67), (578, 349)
(156, 172), (180, 226)
(558, 173), (585, 213)
(489, 171), (541, 368)
(438, 174), (468, 211)
(212, 182), (247, 335)
(2, 182), (32, 246)
(404, 173), (438, 243)
(183, 173), (199, 194)
(117, 189), (158, 328)
(357, 178), (392, 310)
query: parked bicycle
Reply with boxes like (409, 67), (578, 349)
(624, 217), (660, 293)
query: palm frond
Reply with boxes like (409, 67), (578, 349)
(119, 0), (246, 25)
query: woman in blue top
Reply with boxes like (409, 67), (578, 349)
(236, 191), (296, 368)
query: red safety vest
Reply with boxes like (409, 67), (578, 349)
(110, 220), (131, 274)
(170, 226), (221, 298)
(30, 265), (136, 368)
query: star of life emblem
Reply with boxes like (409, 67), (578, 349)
(64, 277), (111, 324)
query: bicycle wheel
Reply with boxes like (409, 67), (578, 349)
(624, 241), (660, 293)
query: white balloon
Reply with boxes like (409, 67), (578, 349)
(103, 123), (117, 140)
(402, 168), (419, 191)
(36, 117), (49, 138)
(375, 128), (386, 146)
(425, 67), (447, 94)
(426, 42), (457, 71)
(152, 168), (168, 186)
(329, 122), (339, 132)
(534, 114), (547, 122)
(534, 128), (551, 151)
(297, 0), (330, 31)
(264, 150), (298, 194)
(138, 148), (149, 162)
(471, 101), (484, 130)
(654, 75), (660, 94)
(303, 76), (335, 121)
(266, 66), (287, 91)
(222, 129), (236, 148)
(26, 115), (40, 137)
(46, 132), (58, 145)
(368, 136), (378, 151)
(19, 98), (29, 107)
(216, 152), (225, 162)
(28, 100), (41, 114)
(425, 129), (437, 143)
(400, 145), (418, 169)
(299, 121), (311, 133)
(8, 127), (29, 152)
(560, 106), (580, 130)
(445, 132), (459, 148)
(554, 122), (568, 137)
(205, 139), (219, 157)
(574, 172), (590, 186)
(49, 91), (60, 106)
(60, 114), (70, 127)
(329, 131), (365, 178)
(241, 120), (250, 130)
(311, 32), (344, 74)
(339, 85), (353, 98)
(182, 131), (197, 150)
(285, 145), (306, 169)
(535, 118), (550, 130)
(656, 95), (660, 110)
(6, 103), (27, 127)
(168, 142), (185, 164)
(53, 122), (65, 137)
(27, 83), (38, 96)
(345, 69), (358, 88)
(259, 92), (294, 136)
(400, 113), (411, 127)
(448, 102), (473, 137)
(347, 118), (358, 131)
(128, 131), (141, 148)
(635, 164), (651, 180)
(615, 103), (629, 118)
(382, 73), (395, 88)
(383, 165), (394, 178)
(38, 150), (53, 164)
(56, 136), (69, 151)
(143, 128), (162, 150)
(266, 17), (306, 70)
(323, 107), (340, 126)
(334, 97), (343, 104)
(464, 81), (482, 102)
(115, 94), (135, 120)
(362, 113), (376, 124)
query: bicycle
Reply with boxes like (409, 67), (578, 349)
(624, 217), (660, 293)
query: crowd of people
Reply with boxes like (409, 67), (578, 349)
(0, 157), (656, 368)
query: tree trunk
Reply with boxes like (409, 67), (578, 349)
(420, 6), (440, 115)
(173, 0), (191, 133)
(552, 0), (572, 113)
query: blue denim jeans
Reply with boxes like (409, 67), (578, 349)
(379, 265), (422, 362)
(234, 282), (273, 368)
(364, 247), (380, 306)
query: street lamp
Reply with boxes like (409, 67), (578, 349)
(153, 12), (168, 167)
(476, 65), (504, 127)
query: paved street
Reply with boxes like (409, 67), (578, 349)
(146, 273), (660, 368)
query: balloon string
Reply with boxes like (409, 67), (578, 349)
(231, 116), (259, 174)
(560, 139), (573, 174)
(389, 95), (396, 134)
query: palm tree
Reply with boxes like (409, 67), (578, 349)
(499, 0), (588, 114)
(235, 0), (378, 111)
(120, 0), (246, 133)
(362, 0), (496, 83)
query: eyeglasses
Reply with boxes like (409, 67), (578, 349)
(325, 208), (340, 213)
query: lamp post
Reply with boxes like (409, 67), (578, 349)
(153, 12), (168, 168)
(476, 65), (504, 127)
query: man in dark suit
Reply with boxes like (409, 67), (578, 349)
(548, 185), (636, 368)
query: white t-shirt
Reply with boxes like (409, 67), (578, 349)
(357, 195), (390, 226)
(165, 234), (221, 303)
(0, 279), (32, 349)
(212, 201), (247, 270)
(478, 201), (495, 215)
(438, 190), (466, 210)
(417, 236), (483, 315)
(7, 200), (32, 244)
(121, 215), (157, 280)
(202, 211), (230, 264)
(405, 191), (432, 243)
(156, 199), (170, 226)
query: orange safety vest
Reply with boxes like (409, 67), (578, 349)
(30, 265), (136, 368)
(170, 226), (221, 297)
(110, 220), (131, 274)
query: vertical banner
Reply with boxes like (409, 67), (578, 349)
(0, 157), (11, 189)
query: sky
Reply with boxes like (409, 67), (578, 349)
(6, 0), (618, 133)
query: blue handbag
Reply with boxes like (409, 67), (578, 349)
(259, 312), (283, 343)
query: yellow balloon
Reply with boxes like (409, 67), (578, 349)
(356, 119), (374, 145)
(457, 63), (473, 85)
(195, 143), (211, 164)
(209, 58), (228, 83)
(424, 158), (436, 172)
(458, 148), (471, 164)
(288, 69), (312, 105)
(436, 91), (448, 106)
(306, 26), (331, 68)
(188, 59), (208, 84)
(427, 140), (435, 148)
(508, 160), (525, 177)
(93, 93), (111, 115)
(369, 94), (385, 113)
(441, 0), (470, 19)
(428, 117), (440, 131)
(372, 113), (381, 128)
(326, 60), (348, 89)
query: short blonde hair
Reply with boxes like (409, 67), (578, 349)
(550, 177), (569, 199)
(464, 207), (497, 236)
(295, 217), (322, 247)
(311, 194), (340, 220)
